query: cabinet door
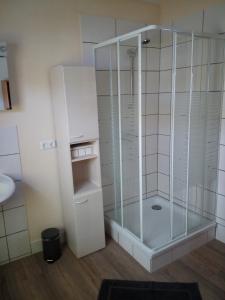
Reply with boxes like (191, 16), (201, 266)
(64, 66), (99, 143)
(74, 190), (105, 257)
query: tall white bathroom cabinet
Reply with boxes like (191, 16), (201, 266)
(50, 65), (105, 258)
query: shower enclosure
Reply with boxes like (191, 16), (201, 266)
(94, 25), (225, 269)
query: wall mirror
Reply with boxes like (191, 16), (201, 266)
(0, 42), (11, 111)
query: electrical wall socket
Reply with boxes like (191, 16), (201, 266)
(40, 139), (57, 150)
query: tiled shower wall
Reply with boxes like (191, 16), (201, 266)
(80, 15), (160, 210)
(0, 126), (31, 264)
(167, 3), (225, 243)
(80, 7), (225, 244)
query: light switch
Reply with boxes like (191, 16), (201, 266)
(40, 140), (56, 150)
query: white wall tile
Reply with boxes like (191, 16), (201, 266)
(0, 212), (5, 237)
(159, 93), (171, 114)
(100, 142), (113, 164)
(222, 93), (225, 119)
(95, 44), (117, 70)
(4, 206), (27, 235)
(0, 237), (8, 263)
(145, 94), (158, 115)
(176, 42), (192, 68)
(146, 154), (157, 174)
(146, 72), (159, 93)
(102, 184), (115, 208)
(220, 119), (225, 145)
(208, 63), (224, 91)
(0, 154), (22, 180)
(158, 135), (170, 155)
(159, 70), (171, 92)
(96, 70), (111, 96)
(82, 42), (95, 66)
(7, 230), (30, 259)
(101, 164), (114, 186)
(80, 15), (115, 43)
(160, 46), (172, 70)
(146, 115), (158, 135)
(120, 71), (131, 95)
(0, 126), (19, 156)
(146, 48), (160, 71)
(158, 154), (169, 175)
(176, 68), (191, 92)
(216, 194), (225, 220)
(158, 115), (170, 135)
(142, 137), (146, 156)
(219, 145), (225, 171)
(158, 173), (169, 194)
(218, 170), (225, 196)
(146, 135), (157, 155)
(173, 10), (203, 32)
(161, 30), (172, 47)
(146, 173), (157, 192)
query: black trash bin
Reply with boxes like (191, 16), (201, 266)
(41, 228), (61, 263)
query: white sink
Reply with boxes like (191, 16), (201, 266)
(0, 174), (16, 205)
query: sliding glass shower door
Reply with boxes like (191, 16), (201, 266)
(119, 35), (142, 240)
(95, 43), (122, 225)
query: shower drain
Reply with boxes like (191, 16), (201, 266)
(152, 205), (162, 210)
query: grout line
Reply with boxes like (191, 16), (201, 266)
(1, 209), (10, 262)
(0, 153), (20, 157)
(2, 204), (25, 212)
(97, 90), (224, 97)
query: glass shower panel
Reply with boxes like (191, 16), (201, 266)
(188, 36), (225, 232)
(172, 33), (193, 240)
(95, 44), (122, 225)
(119, 36), (141, 238)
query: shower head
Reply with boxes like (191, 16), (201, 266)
(142, 39), (150, 45)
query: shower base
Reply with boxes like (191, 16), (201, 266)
(105, 196), (216, 272)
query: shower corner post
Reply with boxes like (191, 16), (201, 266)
(185, 32), (194, 236)
(138, 34), (143, 243)
(170, 31), (177, 241)
(117, 41), (124, 229)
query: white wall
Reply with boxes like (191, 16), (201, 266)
(0, 0), (159, 246)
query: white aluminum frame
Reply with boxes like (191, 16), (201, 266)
(94, 24), (223, 251)
(117, 41), (124, 228)
(93, 25), (225, 50)
(170, 32), (177, 240)
(185, 33), (194, 236)
(138, 34), (143, 242)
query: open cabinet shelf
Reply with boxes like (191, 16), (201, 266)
(74, 181), (100, 197)
(71, 154), (97, 163)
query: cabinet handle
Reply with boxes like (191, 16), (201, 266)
(75, 199), (88, 205)
(73, 134), (84, 139)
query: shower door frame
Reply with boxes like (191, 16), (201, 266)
(117, 33), (144, 243)
(94, 25), (225, 251)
